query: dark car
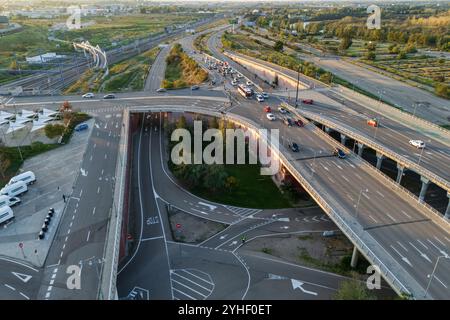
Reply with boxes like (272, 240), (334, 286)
(191, 85), (200, 90)
(334, 148), (347, 159)
(103, 94), (116, 99)
(295, 119), (304, 127)
(74, 123), (88, 132)
(284, 118), (293, 127)
(289, 142), (299, 152)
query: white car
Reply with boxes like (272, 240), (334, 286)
(82, 93), (94, 99)
(262, 92), (269, 99)
(409, 139), (425, 149)
(266, 113), (276, 121)
(237, 73), (243, 78)
(278, 107), (287, 114)
(256, 95), (264, 102)
(246, 80), (253, 86)
(231, 80), (238, 86)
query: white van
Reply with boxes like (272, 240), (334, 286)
(0, 181), (28, 198)
(0, 195), (21, 208)
(0, 206), (14, 225)
(8, 171), (36, 186)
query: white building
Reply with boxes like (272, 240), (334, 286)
(26, 53), (66, 64)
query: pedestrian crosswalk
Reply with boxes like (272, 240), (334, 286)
(171, 269), (214, 300)
(224, 205), (261, 217)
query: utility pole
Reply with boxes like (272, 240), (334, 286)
(295, 65), (300, 107)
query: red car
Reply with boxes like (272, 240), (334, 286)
(294, 119), (304, 127)
(264, 106), (272, 113)
(302, 99), (314, 105)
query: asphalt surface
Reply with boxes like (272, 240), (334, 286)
(144, 45), (171, 92)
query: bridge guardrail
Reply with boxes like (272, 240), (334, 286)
(299, 109), (450, 193)
(128, 104), (422, 297)
(99, 108), (129, 300)
(334, 84), (450, 137)
(283, 105), (450, 230)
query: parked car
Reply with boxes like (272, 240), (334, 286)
(289, 142), (299, 152)
(231, 80), (238, 86)
(264, 106), (272, 113)
(103, 94), (115, 99)
(156, 88), (167, 93)
(75, 123), (88, 132)
(0, 195), (21, 208)
(82, 93), (95, 99)
(246, 80), (253, 86)
(266, 113), (276, 121)
(256, 95), (264, 102)
(409, 139), (425, 149)
(302, 99), (314, 105)
(7, 171), (36, 186)
(262, 92), (269, 99)
(333, 148), (347, 159)
(284, 118), (293, 127)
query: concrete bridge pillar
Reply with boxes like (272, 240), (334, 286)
(445, 193), (450, 220)
(376, 152), (384, 170)
(396, 164), (405, 184)
(419, 177), (430, 202)
(357, 143), (365, 157)
(340, 134), (347, 146)
(350, 246), (359, 268)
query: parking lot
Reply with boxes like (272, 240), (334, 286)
(0, 119), (94, 266)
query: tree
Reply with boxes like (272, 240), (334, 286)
(44, 124), (65, 139)
(397, 51), (407, 60)
(365, 51), (376, 61)
(435, 83), (450, 99)
(176, 115), (187, 129)
(405, 43), (417, 53)
(319, 72), (333, 84)
(225, 176), (238, 192)
(273, 40), (284, 52)
(339, 36), (352, 51)
(203, 165), (228, 192)
(9, 60), (18, 70)
(333, 276), (377, 300)
(366, 42), (377, 51)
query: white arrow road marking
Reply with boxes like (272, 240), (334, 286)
(291, 279), (317, 296)
(277, 218), (290, 222)
(80, 168), (87, 176)
(229, 241), (238, 246)
(94, 123), (99, 129)
(11, 272), (32, 283)
(198, 202), (217, 211)
(219, 235), (228, 240)
(390, 245), (413, 267)
(312, 216), (320, 222)
(267, 273), (288, 280)
(409, 242), (432, 263)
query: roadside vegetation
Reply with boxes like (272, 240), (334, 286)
(193, 32), (213, 56)
(162, 44), (208, 89)
(166, 116), (294, 209)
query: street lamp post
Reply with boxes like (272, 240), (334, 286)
(295, 65), (301, 107)
(424, 255), (449, 298)
(354, 188), (368, 218)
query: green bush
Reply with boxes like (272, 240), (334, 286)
(44, 124), (65, 139)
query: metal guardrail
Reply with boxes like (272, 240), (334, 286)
(283, 103), (450, 229)
(299, 109), (450, 195)
(126, 104), (426, 297)
(334, 85), (450, 137)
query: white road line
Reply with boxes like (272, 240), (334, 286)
(19, 292), (30, 300)
(434, 276), (447, 289)
(171, 279), (207, 298)
(86, 230), (91, 242)
(376, 191), (385, 198)
(51, 274), (56, 279)
(4, 284), (15, 291)
(417, 239), (429, 250)
(50, 280), (54, 285)
(362, 192), (370, 200)
(45, 292), (51, 299)
(354, 173), (362, 180)
(72, 215), (75, 220)
(181, 270), (214, 286)
(368, 215), (378, 223)
(341, 175), (349, 182)
(60, 252), (63, 258)
(62, 244), (66, 250)
(97, 186), (100, 194)
(67, 228), (71, 235)
(172, 273), (212, 292)
(401, 210), (411, 219)
(434, 237), (446, 247)
(64, 237), (68, 243)
(172, 287), (195, 300)
(141, 236), (164, 242)
(69, 221), (73, 228)
(47, 286), (53, 292)
(79, 189), (83, 197)
(386, 213), (397, 222)
(92, 207), (96, 215)
(104, 153), (108, 159)
(397, 241), (409, 252)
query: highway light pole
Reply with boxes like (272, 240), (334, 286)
(295, 65), (301, 107)
(424, 255), (449, 298)
(354, 188), (368, 219)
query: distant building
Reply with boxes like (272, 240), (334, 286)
(26, 53), (66, 64)
(0, 16), (9, 28)
(243, 21), (256, 28)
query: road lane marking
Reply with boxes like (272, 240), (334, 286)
(86, 230), (91, 242)
(341, 175), (349, 182)
(368, 215), (378, 223)
(62, 244), (66, 250)
(376, 191), (385, 198)
(434, 276), (447, 289)
(50, 280), (54, 285)
(435, 237), (446, 247)
(172, 287), (195, 300)
(67, 228), (71, 235)
(401, 210), (411, 219)
(4, 284), (15, 291)
(417, 239), (429, 250)
(19, 292), (30, 300)
(65, 236), (68, 242)
(171, 279), (207, 298)
(386, 213), (397, 222)
(397, 241), (408, 252)
(92, 207), (96, 215)
(97, 186), (101, 194)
